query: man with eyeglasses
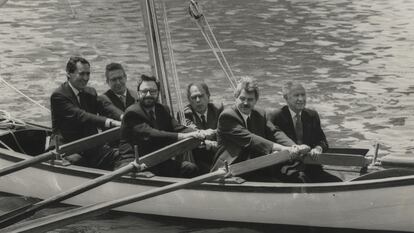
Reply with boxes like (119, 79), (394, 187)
(117, 75), (214, 177)
(211, 76), (310, 182)
(99, 63), (136, 114)
(183, 82), (223, 174)
(50, 56), (122, 170)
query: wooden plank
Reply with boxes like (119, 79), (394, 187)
(0, 137), (200, 228)
(303, 153), (372, 167)
(1, 150), (293, 233)
(0, 127), (120, 177)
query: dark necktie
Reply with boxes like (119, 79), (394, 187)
(119, 95), (126, 107)
(78, 92), (87, 110)
(295, 113), (303, 144)
(148, 110), (155, 122)
(200, 114), (207, 129)
(246, 116), (251, 131)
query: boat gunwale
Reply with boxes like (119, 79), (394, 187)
(2, 149), (414, 194)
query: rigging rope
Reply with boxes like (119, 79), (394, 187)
(188, 0), (237, 90)
(0, 77), (50, 113)
(0, 110), (26, 130)
(162, 0), (186, 124)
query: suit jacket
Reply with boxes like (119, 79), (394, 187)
(183, 102), (224, 130)
(267, 106), (328, 151)
(183, 102), (223, 173)
(99, 88), (136, 113)
(119, 102), (194, 158)
(211, 105), (295, 171)
(50, 81), (121, 144)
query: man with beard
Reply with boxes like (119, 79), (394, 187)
(50, 56), (122, 170)
(211, 77), (310, 182)
(99, 63), (136, 114)
(268, 81), (341, 182)
(183, 82), (223, 174)
(117, 75), (214, 177)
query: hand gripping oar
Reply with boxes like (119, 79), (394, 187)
(1, 150), (292, 233)
(0, 137), (201, 228)
(0, 127), (120, 177)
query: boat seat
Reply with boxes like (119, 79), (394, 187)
(349, 168), (414, 181)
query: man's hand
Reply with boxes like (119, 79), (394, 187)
(178, 131), (205, 140)
(109, 119), (121, 127)
(199, 129), (216, 140)
(204, 140), (218, 150)
(287, 144), (311, 161)
(308, 146), (323, 160)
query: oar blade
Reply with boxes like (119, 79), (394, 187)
(229, 150), (290, 176)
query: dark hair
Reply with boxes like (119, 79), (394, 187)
(186, 82), (210, 100)
(234, 76), (259, 100)
(105, 63), (125, 79)
(137, 74), (161, 91)
(66, 56), (90, 74)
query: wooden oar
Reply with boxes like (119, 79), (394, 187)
(0, 127), (120, 177)
(0, 137), (200, 228)
(303, 153), (372, 167)
(1, 150), (292, 233)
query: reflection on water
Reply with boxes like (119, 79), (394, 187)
(0, 0), (413, 232)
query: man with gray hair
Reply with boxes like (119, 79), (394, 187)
(211, 77), (309, 181)
(268, 81), (341, 182)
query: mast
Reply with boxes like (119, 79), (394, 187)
(140, 0), (173, 112)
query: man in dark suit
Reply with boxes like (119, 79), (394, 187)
(211, 77), (309, 181)
(268, 81), (341, 182)
(99, 62), (136, 114)
(50, 56), (122, 170)
(183, 82), (224, 173)
(117, 75), (214, 177)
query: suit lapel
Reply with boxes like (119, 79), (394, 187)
(282, 106), (297, 142)
(232, 105), (247, 128)
(62, 82), (81, 108)
(125, 89), (136, 107)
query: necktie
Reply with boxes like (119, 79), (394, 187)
(246, 116), (251, 131)
(148, 110), (155, 122)
(78, 92), (87, 110)
(200, 114), (207, 129)
(295, 113), (303, 144)
(119, 95), (126, 107)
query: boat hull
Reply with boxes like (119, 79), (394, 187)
(1, 151), (414, 232)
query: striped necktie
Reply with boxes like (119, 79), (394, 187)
(200, 114), (207, 129)
(295, 113), (303, 144)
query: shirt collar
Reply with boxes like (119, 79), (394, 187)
(236, 107), (250, 126)
(116, 90), (127, 98)
(196, 109), (208, 121)
(68, 81), (80, 96)
(288, 107), (301, 120)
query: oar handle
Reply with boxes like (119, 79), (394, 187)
(0, 150), (54, 177)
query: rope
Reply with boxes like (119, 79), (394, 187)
(188, 0), (237, 90)
(162, 1), (186, 124)
(0, 77), (50, 113)
(0, 110), (26, 130)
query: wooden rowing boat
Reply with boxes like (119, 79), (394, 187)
(1, 127), (414, 232)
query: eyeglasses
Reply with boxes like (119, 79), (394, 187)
(189, 94), (205, 100)
(108, 76), (126, 82)
(139, 89), (158, 95)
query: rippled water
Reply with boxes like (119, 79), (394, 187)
(0, 0), (413, 232)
